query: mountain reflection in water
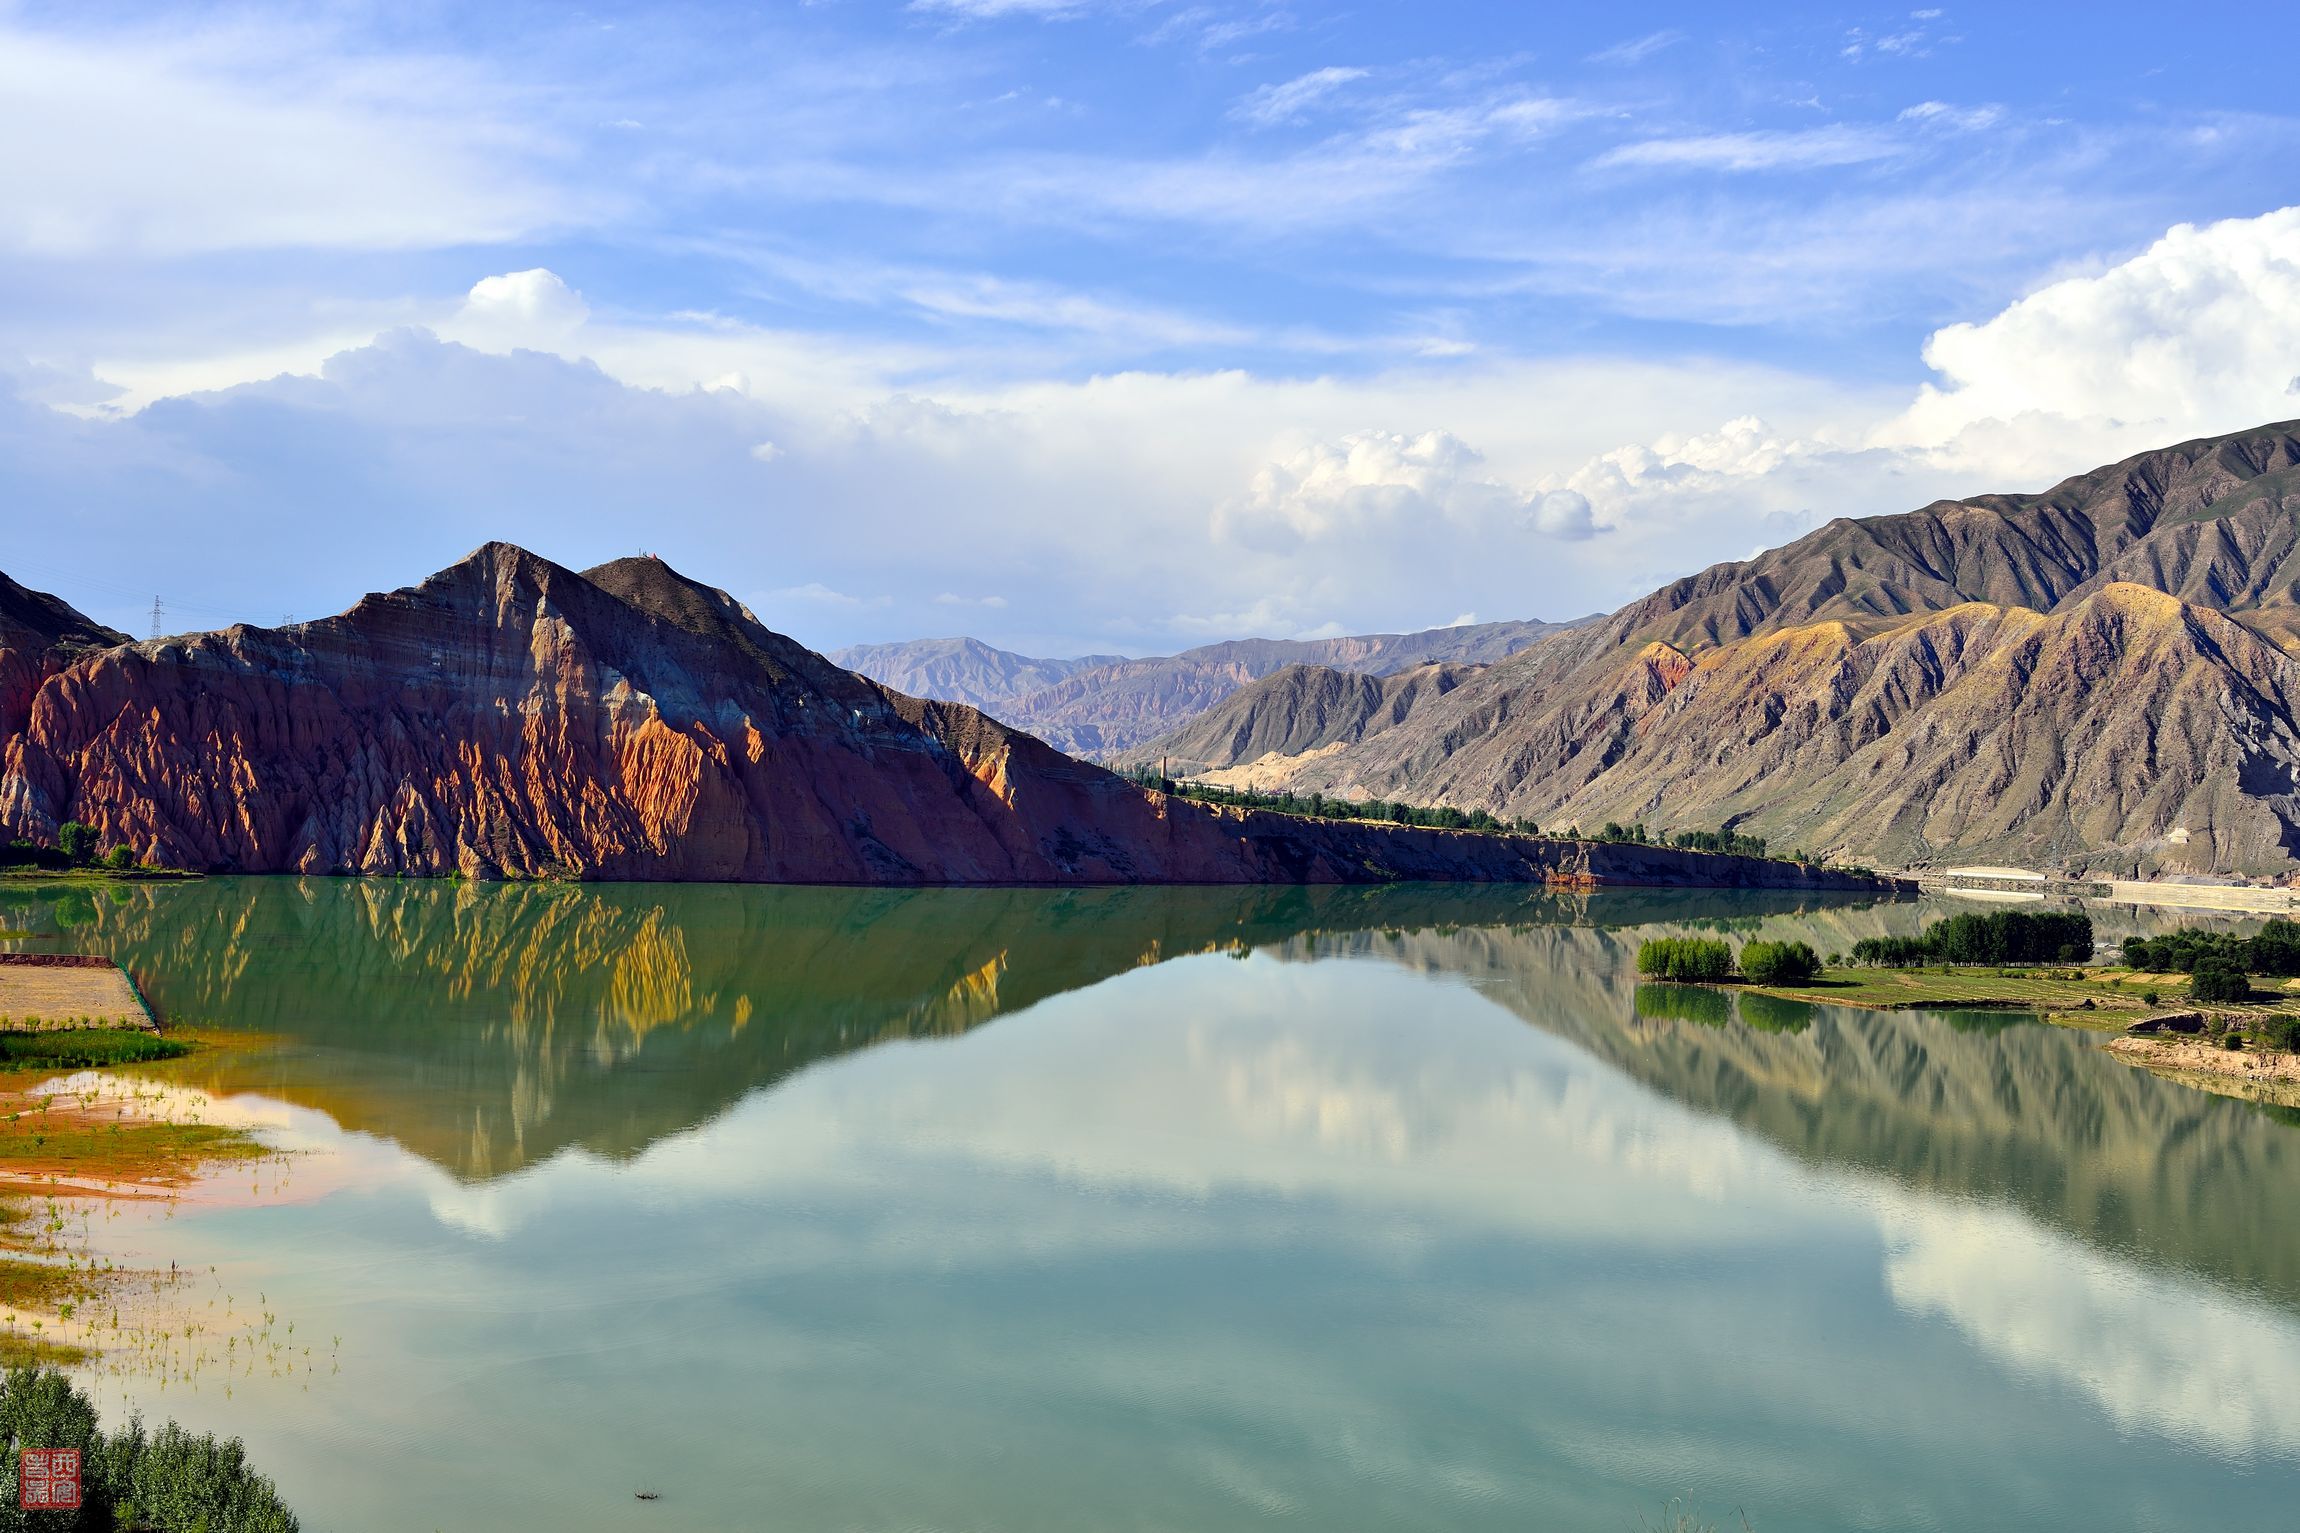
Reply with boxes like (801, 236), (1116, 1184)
(6, 877), (2297, 1318)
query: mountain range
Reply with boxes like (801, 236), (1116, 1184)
(833, 617), (1585, 756)
(0, 544), (1864, 890)
(1119, 420), (2300, 880)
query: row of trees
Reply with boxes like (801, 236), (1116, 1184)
(2118, 919), (2300, 1004)
(1128, 772), (1541, 836)
(2122, 920), (2300, 977)
(1130, 779), (1810, 864)
(1635, 936), (1822, 985)
(1849, 910), (2095, 967)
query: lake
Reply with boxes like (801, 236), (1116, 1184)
(3, 877), (2297, 1531)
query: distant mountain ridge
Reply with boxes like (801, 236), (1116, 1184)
(826, 637), (1122, 713)
(0, 547), (1872, 892)
(838, 616), (1592, 758)
(1129, 420), (2300, 879)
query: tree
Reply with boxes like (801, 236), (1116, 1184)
(2191, 959), (2251, 1004)
(1636, 937), (1735, 983)
(1739, 940), (1821, 985)
(56, 822), (96, 865)
(101, 845), (136, 872)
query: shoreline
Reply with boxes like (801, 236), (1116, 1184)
(0, 1038), (270, 1365)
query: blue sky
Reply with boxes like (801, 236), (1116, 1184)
(5, 1), (2299, 653)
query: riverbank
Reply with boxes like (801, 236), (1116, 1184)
(0, 1036), (268, 1364)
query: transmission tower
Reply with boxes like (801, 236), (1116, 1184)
(147, 596), (164, 641)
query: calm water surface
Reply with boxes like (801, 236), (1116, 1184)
(4, 879), (2298, 1532)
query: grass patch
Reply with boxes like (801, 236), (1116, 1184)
(0, 1030), (187, 1071)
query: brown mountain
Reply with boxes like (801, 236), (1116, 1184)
(0, 545), (1882, 890)
(843, 618), (1591, 759)
(1133, 421), (2300, 878)
(1114, 661), (1482, 780)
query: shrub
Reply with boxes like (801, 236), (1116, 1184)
(2224, 1031), (2248, 1051)
(2259, 1015), (2300, 1054)
(99, 845), (136, 872)
(1739, 939), (1821, 985)
(0, 1367), (297, 1531)
(2191, 959), (2252, 1004)
(1637, 937), (1735, 983)
(1851, 935), (1933, 967)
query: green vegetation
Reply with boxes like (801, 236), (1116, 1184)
(1736, 990), (1814, 1034)
(0, 1032), (188, 1071)
(2260, 1015), (2300, 1053)
(0, 826), (190, 883)
(0, 1366), (298, 1531)
(2123, 918), (2300, 977)
(1850, 909), (2093, 967)
(1125, 771), (1537, 835)
(1633, 983), (1733, 1027)
(1637, 937), (1735, 982)
(1739, 939), (1821, 985)
(1664, 826), (1771, 858)
(2191, 958), (2253, 1004)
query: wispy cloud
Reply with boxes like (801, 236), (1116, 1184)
(1231, 66), (1368, 127)
(1586, 30), (1685, 66)
(1899, 100), (2003, 132)
(1591, 125), (1901, 174)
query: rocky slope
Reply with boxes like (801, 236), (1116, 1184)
(841, 617), (1589, 758)
(1136, 422), (2300, 877)
(0, 546), (1884, 889)
(1112, 661), (1481, 780)
(0, 572), (126, 749)
(826, 637), (1120, 713)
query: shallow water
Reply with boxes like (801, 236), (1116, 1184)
(3, 878), (2297, 1531)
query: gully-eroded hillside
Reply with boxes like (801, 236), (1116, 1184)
(0, 545), (1880, 889)
(1134, 421), (2300, 877)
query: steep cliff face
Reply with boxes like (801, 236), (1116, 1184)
(0, 572), (126, 749)
(0, 545), (1884, 889)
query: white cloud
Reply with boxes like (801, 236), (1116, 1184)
(934, 592), (1009, 607)
(1591, 125), (1901, 174)
(1881, 204), (2300, 455)
(1898, 100), (2003, 132)
(451, 270), (591, 351)
(1232, 68), (1369, 128)
(1586, 30), (1686, 66)
(1219, 429), (1606, 555)
(0, 18), (564, 257)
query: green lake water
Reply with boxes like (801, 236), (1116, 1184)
(3, 877), (2298, 1531)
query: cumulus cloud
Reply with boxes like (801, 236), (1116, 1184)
(450, 270), (591, 351)
(1232, 67), (1370, 128)
(1880, 205), (2300, 454)
(1220, 429), (1603, 554)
